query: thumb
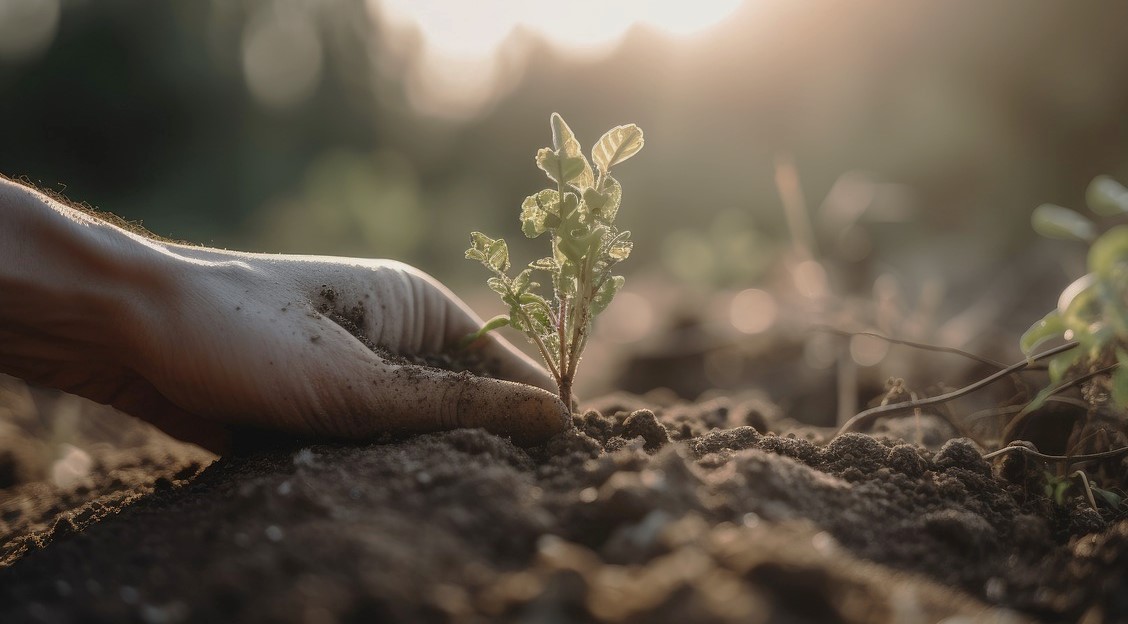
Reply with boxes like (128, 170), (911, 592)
(360, 361), (571, 446)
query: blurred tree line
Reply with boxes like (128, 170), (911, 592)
(2, 0), (1128, 300)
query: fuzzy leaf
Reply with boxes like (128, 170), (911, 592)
(486, 239), (510, 273)
(1087, 226), (1128, 277)
(1086, 175), (1128, 216)
(513, 269), (534, 294)
(550, 113), (595, 190)
(592, 124), (644, 173)
(584, 176), (622, 223)
(557, 226), (590, 264)
(1032, 203), (1096, 242)
(554, 260), (578, 295)
(466, 231), (495, 263)
(520, 190), (561, 238)
(486, 276), (509, 297)
(507, 302), (528, 332)
(524, 303), (553, 334)
(608, 239), (633, 261)
(536, 148), (586, 186)
(590, 275), (625, 316)
(1020, 310), (1065, 354)
(530, 256), (558, 272)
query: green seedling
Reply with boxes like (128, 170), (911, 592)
(1021, 175), (1128, 411)
(1042, 469), (1125, 511)
(465, 113), (644, 405)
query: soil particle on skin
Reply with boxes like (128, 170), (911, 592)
(315, 286), (496, 377)
(1, 394), (1126, 622)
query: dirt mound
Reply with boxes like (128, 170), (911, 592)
(1, 395), (1126, 622)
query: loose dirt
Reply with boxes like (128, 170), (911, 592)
(2, 389), (1126, 623)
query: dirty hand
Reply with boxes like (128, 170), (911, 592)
(0, 178), (569, 452)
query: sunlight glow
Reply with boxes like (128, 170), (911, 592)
(369, 0), (743, 118)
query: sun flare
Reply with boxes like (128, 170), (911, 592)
(369, 0), (743, 117)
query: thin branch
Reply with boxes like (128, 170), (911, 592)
(981, 443), (1128, 465)
(816, 327), (1008, 369)
(836, 341), (1079, 436)
(1071, 470), (1100, 511)
(1000, 361), (1120, 443)
(964, 396), (1088, 423)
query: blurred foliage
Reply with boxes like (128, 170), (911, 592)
(1022, 176), (1128, 408)
(2, 0), (1128, 304)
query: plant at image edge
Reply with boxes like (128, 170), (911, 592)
(465, 113), (644, 406)
(1021, 174), (1128, 411)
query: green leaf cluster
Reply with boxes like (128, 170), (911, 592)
(465, 113), (644, 404)
(1021, 175), (1128, 409)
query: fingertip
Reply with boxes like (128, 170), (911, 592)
(457, 376), (570, 445)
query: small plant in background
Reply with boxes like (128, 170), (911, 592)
(1010, 175), (1128, 509)
(1042, 469), (1124, 511)
(465, 113), (644, 405)
(1022, 175), (1128, 409)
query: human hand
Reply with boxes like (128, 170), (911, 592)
(0, 179), (570, 452)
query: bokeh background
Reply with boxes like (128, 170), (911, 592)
(3, 0), (1128, 406)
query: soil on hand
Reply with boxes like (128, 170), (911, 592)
(2, 390), (1127, 623)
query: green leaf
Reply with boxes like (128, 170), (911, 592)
(584, 176), (623, 223)
(486, 276), (509, 297)
(1048, 350), (1083, 384)
(557, 192), (581, 224)
(513, 269), (534, 294)
(1112, 352), (1128, 409)
(486, 238), (510, 273)
(1091, 486), (1124, 509)
(536, 148), (586, 186)
(1048, 475), (1070, 506)
(459, 315), (511, 348)
(550, 113), (595, 190)
(529, 256), (558, 272)
(507, 302), (528, 332)
(520, 190), (561, 238)
(519, 291), (550, 307)
(1032, 203), (1096, 242)
(524, 303), (552, 334)
(592, 124), (644, 173)
(554, 260), (578, 295)
(1020, 310), (1065, 354)
(466, 231), (495, 263)
(590, 275), (625, 315)
(557, 226), (590, 264)
(1086, 175), (1128, 216)
(1087, 226), (1128, 277)
(608, 239), (633, 261)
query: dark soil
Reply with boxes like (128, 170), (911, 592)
(2, 390), (1127, 623)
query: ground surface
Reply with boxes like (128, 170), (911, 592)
(2, 381), (1127, 623)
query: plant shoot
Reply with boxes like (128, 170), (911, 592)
(465, 113), (644, 406)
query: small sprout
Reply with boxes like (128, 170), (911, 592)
(466, 113), (645, 405)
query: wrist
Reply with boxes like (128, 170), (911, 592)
(0, 179), (174, 364)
